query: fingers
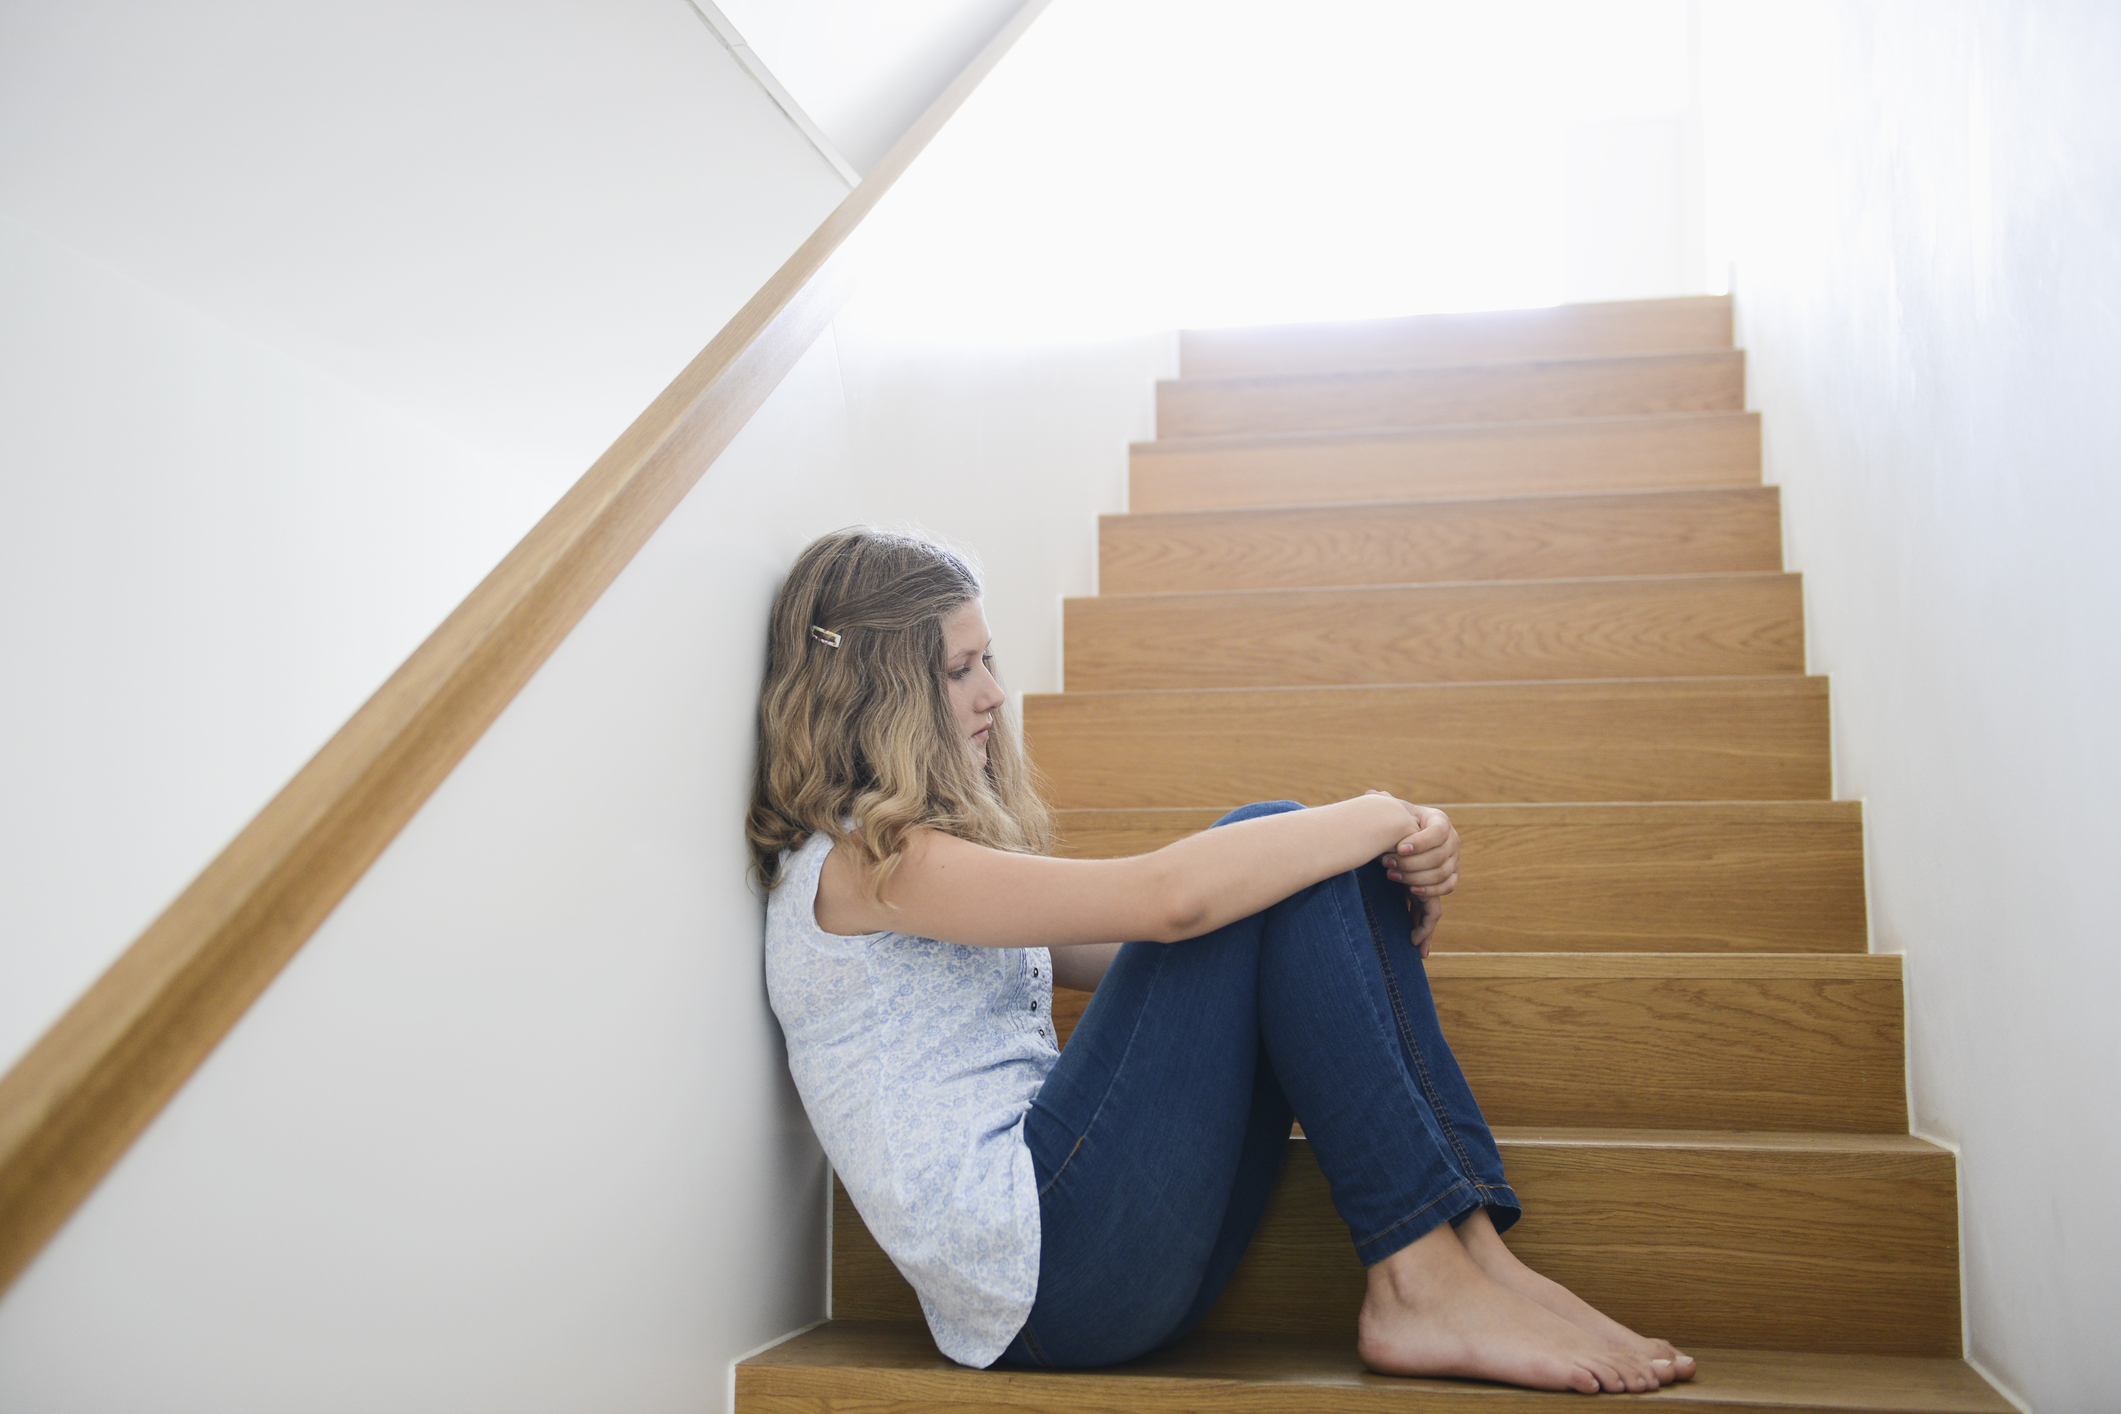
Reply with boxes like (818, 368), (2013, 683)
(1393, 810), (1453, 854)
(1410, 896), (1441, 955)
(1385, 861), (1459, 898)
(1385, 810), (1458, 874)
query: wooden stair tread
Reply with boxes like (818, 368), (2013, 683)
(1025, 677), (1832, 808)
(1177, 294), (1735, 379)
(1156, 351), (1744, 439)
(1064, 572), (1806, 690)
(741, 1321), (2014, 1413)
(1053, 802), (1866, 953)
(1129, 411), (1762, 513)
(1100, 486), (1784, 593)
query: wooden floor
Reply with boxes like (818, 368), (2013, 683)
(738, 294), (2008, 1411)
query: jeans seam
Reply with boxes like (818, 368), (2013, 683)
(1020, 1321), (1052, 1367)
(1038, 1135), (1087, 1198)
(1357, 878), (1483, 1183)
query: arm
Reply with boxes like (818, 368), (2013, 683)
(815, 794), (1458, 950)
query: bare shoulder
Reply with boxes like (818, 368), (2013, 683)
(814, 827), (1005, 938)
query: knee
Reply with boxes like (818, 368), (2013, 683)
(1211, 799), (1305, 828)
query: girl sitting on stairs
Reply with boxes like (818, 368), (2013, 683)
(748, 527), (1696, 1394)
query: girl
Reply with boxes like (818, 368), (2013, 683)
(748, 527), (1694, 1394)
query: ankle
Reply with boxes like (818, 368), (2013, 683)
(1367, 1220), (1476, 1311)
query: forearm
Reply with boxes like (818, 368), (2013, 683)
(826, 795), (1434, 950)
(1141, 796), (1412, 942)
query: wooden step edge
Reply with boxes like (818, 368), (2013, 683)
(1029, 673), (1830, 703)
(1424, 952), (1897, 981)
(740, 1322), (2014, 1413)
(1157, 348), (1745, 396)
(1069, 568), (1800, 607)
(1056, 800), (1862, 824)
(1176, 338), (1746, 379)
(1130, 409), (1760, 457)
(1486, 1127), (1939, 1156)
(1178, 294), (1733, 343)
(1102, 483), (1779, 525)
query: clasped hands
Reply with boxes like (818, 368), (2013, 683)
(1366, 790), (1460, 957)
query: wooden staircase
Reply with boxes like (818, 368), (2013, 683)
(737, 296), (2013, 1412)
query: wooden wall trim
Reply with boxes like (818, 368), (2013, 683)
(0, 0), (1051, 1299)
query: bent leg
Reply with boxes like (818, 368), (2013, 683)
(1003, 919), (1288, 1367)
(1247, 860), (1516, 1261)
(1348, 857), (1518, 1231)
(1240, 822), (1675, 1391)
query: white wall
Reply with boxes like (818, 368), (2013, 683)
(0, 265), (1161, 1414)
(796, 0), (1706, 345)
(0, 0), (849, 1070)
(1702, 3), (2121, 1408)
(0, 337), (864, 1414)
(0, 4), (1163, 1404)
(711, 0), (1029, 176)
(0, 0), (850, 487)
(0, 215), (543, 1074)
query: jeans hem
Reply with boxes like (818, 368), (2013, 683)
(1351, 1178), (1486, 1266)
(1474, 1182), (1524, 1236)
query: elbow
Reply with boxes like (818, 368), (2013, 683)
(1150, 879), (1212, 944)
(1136, 856), (1204, 945)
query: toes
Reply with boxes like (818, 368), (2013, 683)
(1647, 1345), (1698, 1383)
(1613, 1351), (1659, 1392)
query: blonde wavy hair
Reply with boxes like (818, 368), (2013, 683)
(746, 527), (1053, 896)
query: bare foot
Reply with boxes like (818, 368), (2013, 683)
(1456, 1207), (1697, 1385)
(1357, 1219), (1663, 1393)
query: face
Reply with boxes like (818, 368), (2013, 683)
(939, 599), (1003, 763)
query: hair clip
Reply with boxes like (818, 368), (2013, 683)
(809, 625), (842, 649)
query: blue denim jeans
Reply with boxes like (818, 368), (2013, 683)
(996, 801), (1520, 1369)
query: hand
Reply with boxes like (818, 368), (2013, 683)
(1367, 793), (1459, 955)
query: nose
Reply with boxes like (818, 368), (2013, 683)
(976, 662), (1006, 712)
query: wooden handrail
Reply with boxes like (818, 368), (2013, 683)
(0, 0), (1051, 1299)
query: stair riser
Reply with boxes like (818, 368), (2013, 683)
(1430, 964), (1906, 1132)
(1179, 295), (1735, 378)
(833, 1137), (1960, 1356)
(1131, 412), (1762, 514)
(1052, 959), (1906, 1133)
(1100, 488), (1785, 595)
(1157, 352), (1744, 439)
(1052, 803), (1869, 953)
(1024, 679), (1832, 809)
(1064, 575), (1805, 691)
